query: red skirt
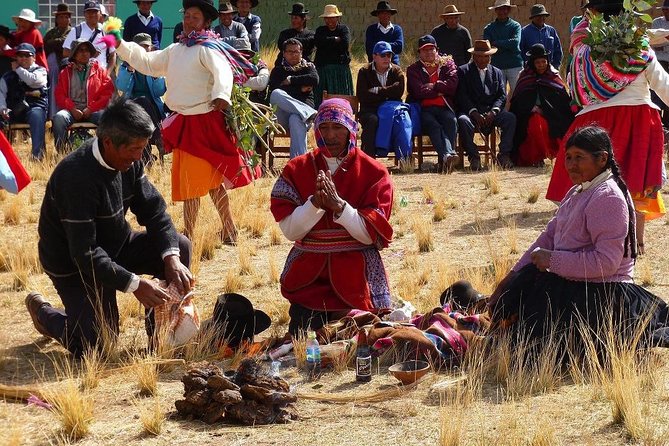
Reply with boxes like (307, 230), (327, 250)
(546, 105), (664, 203)
(161, 111), (260, 201)
(516, 113), (560, 166)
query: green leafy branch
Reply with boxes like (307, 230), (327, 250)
(584, 0), (657, 70)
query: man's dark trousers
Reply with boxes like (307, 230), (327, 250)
(38, 232), (192, 357)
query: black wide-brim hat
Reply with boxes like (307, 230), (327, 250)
(371, 1), (398, 16)
(212, 293), (271, 347)
(231, 0), (259, 7)
(69, 39), (100, 62)
(526, 43), (550, 59)
(288, 2), (309, 16)
(0, 25), (11, 40)
(183, 0), (219, 21)
(439, 280), (486, 309)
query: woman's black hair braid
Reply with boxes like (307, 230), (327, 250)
(606, 155), (637, 259)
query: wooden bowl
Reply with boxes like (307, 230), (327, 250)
(388, 360), (430, 385)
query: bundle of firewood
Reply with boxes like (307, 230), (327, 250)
(175, 359), (298, 425)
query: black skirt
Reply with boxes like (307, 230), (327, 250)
(491, 264), (669, 348)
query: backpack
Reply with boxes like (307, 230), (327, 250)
(74, 24), (110, 61)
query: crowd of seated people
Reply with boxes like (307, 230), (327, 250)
(3, 0), (669, 177)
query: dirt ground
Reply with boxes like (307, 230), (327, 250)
(2, 138), (669, 446)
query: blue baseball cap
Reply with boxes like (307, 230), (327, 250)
(14, 43), (36, 55)
(373, 41), (393, 55)
(418, 34), (437, 50)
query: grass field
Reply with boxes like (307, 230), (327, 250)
(1, 48), (669, 445)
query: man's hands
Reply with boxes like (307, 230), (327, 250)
(164, 254), (194, 295)
(311, 170), (345, 214)
(70, 108), (84, 121)
(134, 278), (170, 308)
(82, 107), (92, 119)
(471, 110), (496, 129)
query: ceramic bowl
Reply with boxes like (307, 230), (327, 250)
(388, 360), (430, 385)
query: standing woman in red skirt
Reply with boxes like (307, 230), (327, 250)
(546, 0), (669, 252)
(112, 0), (260, 243)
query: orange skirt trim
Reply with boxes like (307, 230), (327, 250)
(632, 192), (666, 221)
(171, 148), (227, 202)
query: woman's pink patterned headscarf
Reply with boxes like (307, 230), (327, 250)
(313, 98), (357, 157)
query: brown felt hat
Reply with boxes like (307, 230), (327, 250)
(468, 40), (498, 55)
(441, 5), (465, 16)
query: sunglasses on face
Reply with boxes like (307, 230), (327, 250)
(377, 53), (392, 58)
(15, 53), (32, 58)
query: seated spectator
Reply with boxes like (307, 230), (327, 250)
(490, 126), (669, 348)
(520, 4), (563, 69)
(123, 0), (163, 48)
(356, 41), (406, 157)
(53, 39), (114, 152)
(0, 26), (13, 78)
(275, 3), (315, 64)
(234, 39), (269, 104)
(11, 9), (47, 69)
(116, 33), (167, 165)
(430, 5), (472, 67)
(650, 1), (669, 127)
(62, 1), (116, 75)
(509, 44), (573, 167)
(268, 38), (319, 158)
(407, 35), (459, 173)
(232, 0), (261, 53)
(0, 43), (48, 160)
(365, 1), (403, 66)
(270, 98), (393, 335)
(214, 2), (249, 47)
(44, 4), (72, 118)
(456, 40), (516, 170)
(483, 0), (523, 93)
(27, 98), (193, 358)
(313, 4), (354, 107)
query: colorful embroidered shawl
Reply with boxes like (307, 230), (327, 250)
(569, 18), (653, 107)
(178, 29), (258, 85)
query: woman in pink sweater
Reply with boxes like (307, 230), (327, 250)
(490, 126), (669, 346)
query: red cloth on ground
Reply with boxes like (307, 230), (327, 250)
(12, 28), (47, 69)
(161, 111), (261, 189)
(546, 105), (664, 202)
(270, 147), (393, 311)
(515, 113), (560, 166)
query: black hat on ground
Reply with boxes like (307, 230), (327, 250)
(183, 0), (219, 21)
(212, 293), (271, 347)
(231, 0), (259, 7)
(371, 1), (398, 16)
(439, 280), (487, 309)
(0, 25), (11, 40)
(288, 3), (309, 16)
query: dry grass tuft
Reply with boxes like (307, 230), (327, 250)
(269, 224), (283, 246)
(3, 196), (23, 225)
(135, 360), (159, 397)
(43, 363), (94, 441)
(482, 171), (500, 195)
(433, 200), (448, 222)
(136, 398), (165, 436)
(413, 217), (434, 253)
(506, 219), (519, 255)
(80, 349), (103, 390)
(292, 332), (307, 369)
(182, 322), (223, 363)
(237, 238), (254, 276)
(0, 188), (7, 202)
(268, 252), (280, 284)
(529, 422), (558, 446)
(527, 186), (540, 204)
(246, 212), (268, 238)
(222, 268), (243, 293)
(422, 185), (435, 204)
(637, 257), (654, 287)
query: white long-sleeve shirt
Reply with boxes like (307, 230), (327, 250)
(0, 64), (48, 110)
(279, 158), (373, 245)
(243, 66), (269, 91)
(579, 55), (669, 116)
(116, 40), (233, 115)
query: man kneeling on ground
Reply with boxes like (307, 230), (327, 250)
(27, 98), (193, 357)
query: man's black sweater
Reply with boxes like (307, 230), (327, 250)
(38, 140), (178, 291)
(268, 61), (319, 108)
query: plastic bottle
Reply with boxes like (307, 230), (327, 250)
(305, 331), (321, 377)
(270, 360), (281, 378)
(355, 329), (372, 382)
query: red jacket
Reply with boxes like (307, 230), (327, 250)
(55, 61), (113, 113)
(12, 29), (47, 69)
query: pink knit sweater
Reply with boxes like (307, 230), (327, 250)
(514, 176), (634, 282)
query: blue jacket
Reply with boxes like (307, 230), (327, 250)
(456, 62), (507, 115)
(115, 63), (166, 115)
(123, 13), (163, 48)
(520, 23), (563, 68)
(233, 13), (262, 53)
(365, 24), (404, 66)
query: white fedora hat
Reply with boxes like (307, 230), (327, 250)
(12, 9), (42, 25)
(488, 0), (517, 10)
